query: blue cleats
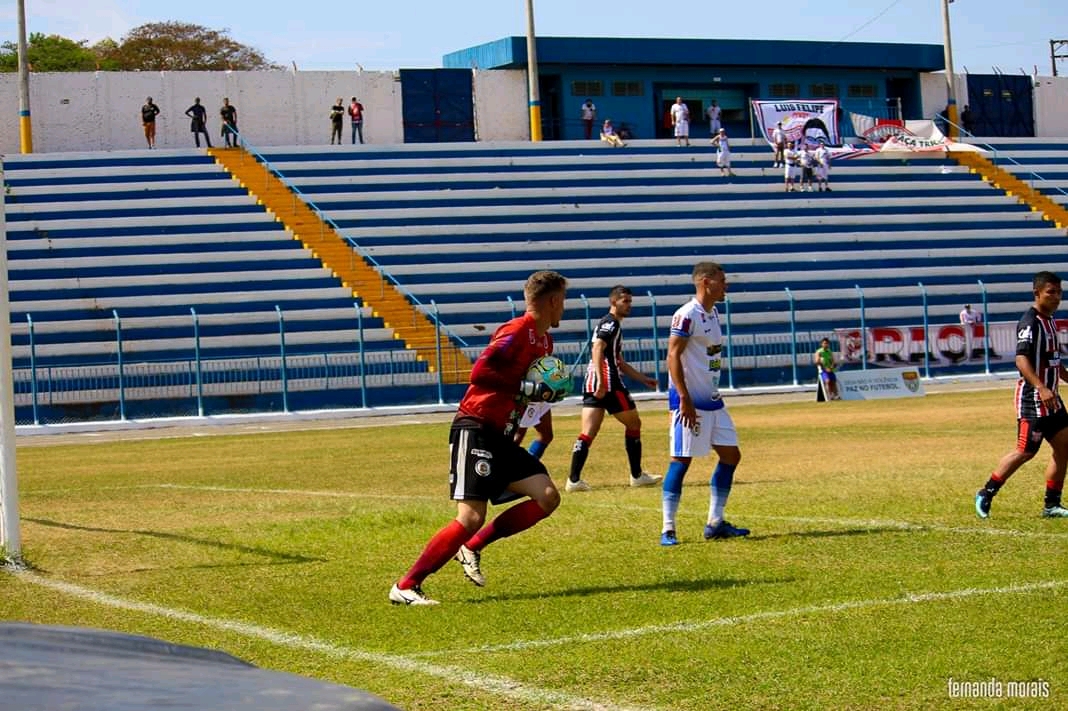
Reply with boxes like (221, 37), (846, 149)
(704, 520), (750, 540)
(975, 490), (992, 519)
(660, 530), (679, 546)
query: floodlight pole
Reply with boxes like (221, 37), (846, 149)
(525, 0), (543, 141)
(16, 0), (33, 152)
(941, 0), (959, 138)
(0, 167), (22, 562)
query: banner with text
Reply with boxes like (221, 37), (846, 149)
(837, 367), (926, 400)
(849, 113), (985, 153)
(753, 99), (875, 159)
(833, 322), (1038, 368)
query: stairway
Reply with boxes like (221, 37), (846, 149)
(209, 147), (472, 383)
(952, 151), (1068, 232)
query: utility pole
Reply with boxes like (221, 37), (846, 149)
(525, 0), (542, 142)
(941, 0), (958, 137)
(16, 0), (33, 152)
(1052, 40), (1068, 77)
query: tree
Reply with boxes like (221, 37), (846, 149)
(111, 22), (279, 71)
(0, 32), (98, 72)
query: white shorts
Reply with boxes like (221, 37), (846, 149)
(674, 120), (689, 137)
(785, 165), (800, 180)
(717, 150), (730, 167)
(669, 407), (738, 458)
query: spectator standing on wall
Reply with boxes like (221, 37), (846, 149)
(348, 97), (365, 145)
(329, 98), (345, 145)
(185, 97), (211, 148)
(140, 97), (160, 149)
(219, 98), (238, 148)
(580, 99), (597, 140)
(705, 99), (721, 139)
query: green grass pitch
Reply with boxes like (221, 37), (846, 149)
(2, 387), (1066, 710)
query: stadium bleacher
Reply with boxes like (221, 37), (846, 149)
(261, 139), (1068, 366)
(976, 137), (1068, 208)
(2, 149), (427, 419)
(5, 138), (1068, 420)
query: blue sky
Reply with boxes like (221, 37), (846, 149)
(0, 0), (1062, 76)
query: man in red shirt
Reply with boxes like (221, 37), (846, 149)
(390, 271), (569, 605)
(348, 97), (365, 145)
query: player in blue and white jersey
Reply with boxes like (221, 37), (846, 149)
(660, 262), (750, 545)
(976, 271), (1068, 519)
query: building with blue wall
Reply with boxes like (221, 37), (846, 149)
(444, 37), (944, 141)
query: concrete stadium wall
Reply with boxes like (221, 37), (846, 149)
(472, 70), (528, 141)
(0, 70), (404, 153)
(2, 69), (1064, 153)
(1034, 76), (1068, 138)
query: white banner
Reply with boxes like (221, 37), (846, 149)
(836, 367), (925, 400)
(833, 322), (1031, 368)
(753, 99), (841, 147)
(849, 113), (985, 153)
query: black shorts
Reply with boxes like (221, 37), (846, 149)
(1015, 410), (1068, 455)
(449, 419), (547, 504)
(581, 387), (636, 415)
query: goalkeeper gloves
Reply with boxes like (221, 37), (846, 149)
(521, 380), (565, 403)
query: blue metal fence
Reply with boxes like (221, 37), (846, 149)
(12, 279), (1016, 425)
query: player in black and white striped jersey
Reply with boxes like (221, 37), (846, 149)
(976, 271), (1068, 519)
(565, 285), (661, 492)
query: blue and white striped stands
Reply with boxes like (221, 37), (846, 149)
(260, 140), (1065, 364)
(2, 149), (423, 419)
(975, 138), (1068, 207)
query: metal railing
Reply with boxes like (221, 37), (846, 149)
(12, 280), (1018, 424)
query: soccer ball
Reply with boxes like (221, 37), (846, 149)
(525, 355), (573, 399)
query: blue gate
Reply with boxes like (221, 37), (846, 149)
(966, 74), (1035, 137)
(400, 69), (475, 143)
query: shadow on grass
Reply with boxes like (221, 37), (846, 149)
(472, 574), (795, 603)
(24, 517), (326, 567)
(745, 527), (900, 543)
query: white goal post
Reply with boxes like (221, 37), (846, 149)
(0, 164), (21, 562)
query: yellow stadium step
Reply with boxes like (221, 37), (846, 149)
(952, 151), (1068, 231)
(208, 147), (472, 384)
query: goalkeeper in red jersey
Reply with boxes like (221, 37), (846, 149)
(390, 271), (569, 605)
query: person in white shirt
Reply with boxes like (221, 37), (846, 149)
(710, 128), (735, 177)
(706, 100), (722, 139)
(671, 97), (691, 147)
(580, 99), (597, 140)
(815, 143), (831, 192)
(661, 262), (749, 545)
(771, 122), (786, 167)
(960, 304), (982, 326)
(783, 141), (800, 192)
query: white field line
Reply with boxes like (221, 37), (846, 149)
(410, 579), (1068, 658)
(12, 570), (655, 711)
(746, 513), (1068, 539)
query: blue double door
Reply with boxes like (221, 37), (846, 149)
(400, 69), (475, 143)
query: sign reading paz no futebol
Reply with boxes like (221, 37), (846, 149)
(836, 368), (925, 401)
